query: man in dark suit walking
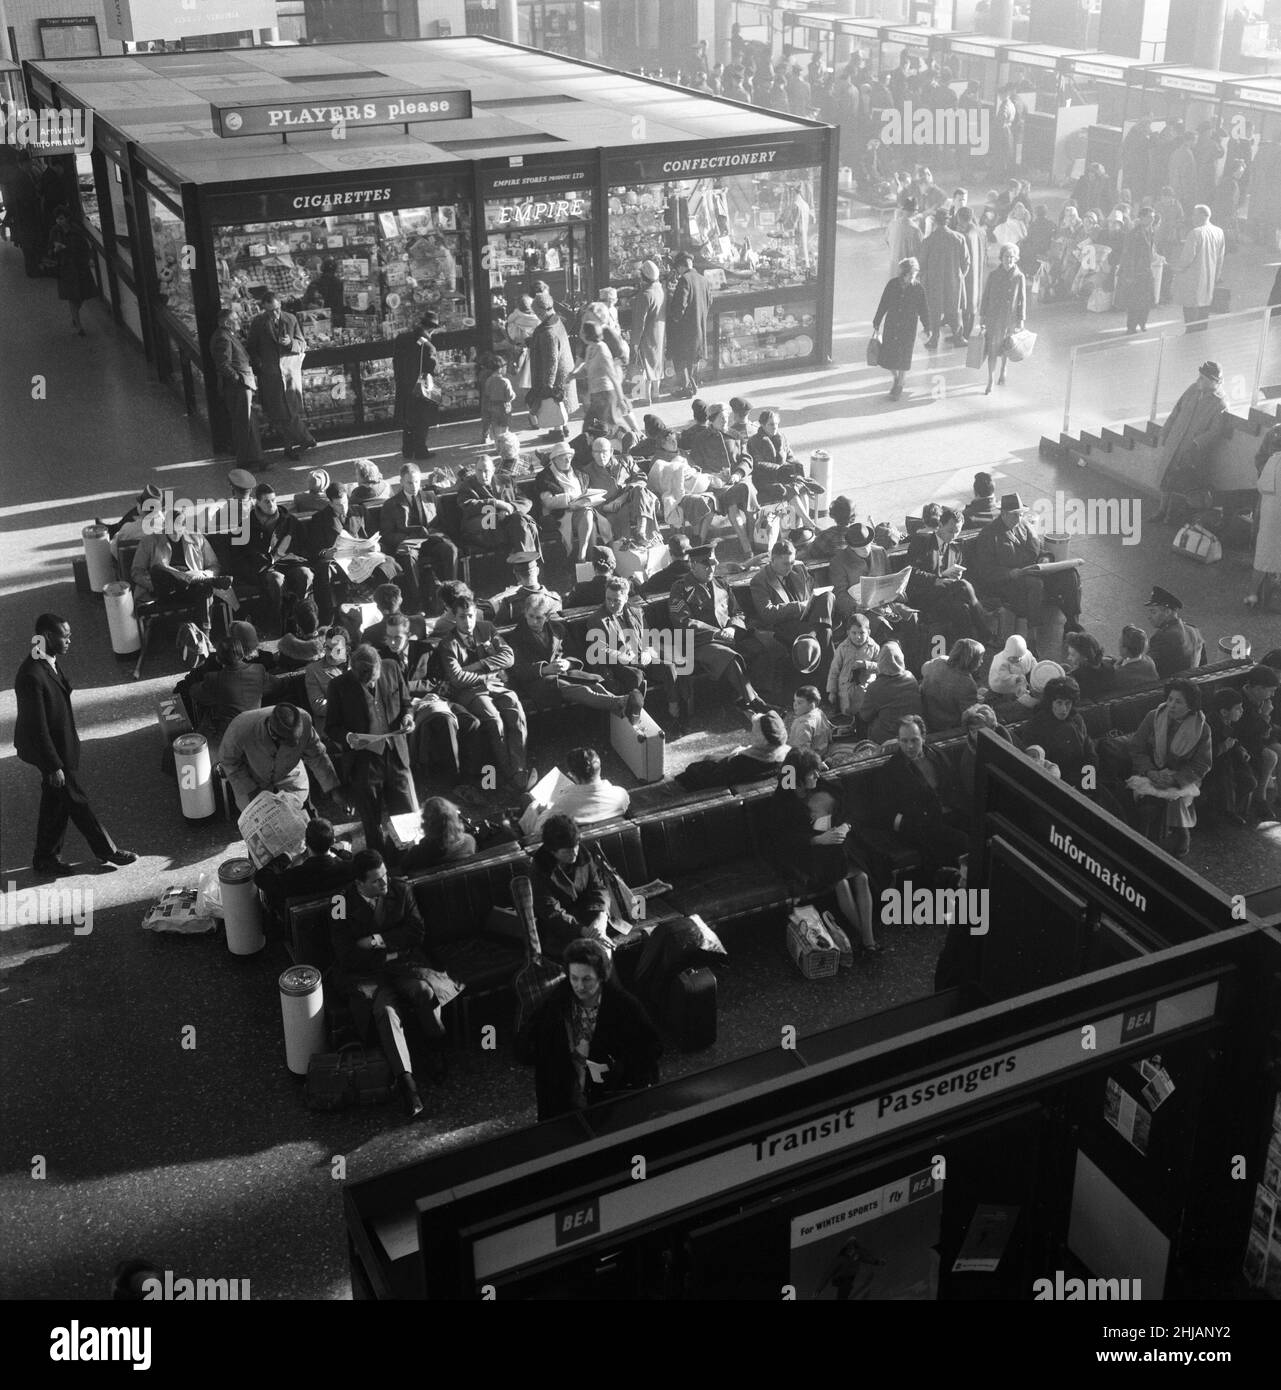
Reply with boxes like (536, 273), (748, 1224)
(667, 251), (713, 397)
(329, 849), (448, 1120)
(325, 643), (416, 853)
(208, 306), (264, 466)
(14, 614), (137, 877)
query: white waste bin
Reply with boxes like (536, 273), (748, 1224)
(219, 857), (265, 956)
(103, 581), (141, 655)
(809, 450), (832, 520)
(173, 734), (216, 820)
(278, 965), (326, 1075)
(82, 523), (115, 592)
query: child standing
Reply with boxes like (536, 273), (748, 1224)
(827, 614), (881, 719)
(790, 685), (834, 756)
(479, 353), (516, 445)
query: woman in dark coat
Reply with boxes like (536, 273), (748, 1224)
(520, 937), (662, 1123)
(765, 750), (880, 953)
(48, 206), (96, 334)
(1114, 205), (1157, 333)
(1019, 675), (1098, 793)
(978, 241), (1027, 394)
(391, 311), (441, 461)
(526, 295), (576, 433)
(872, 256), (929, 401)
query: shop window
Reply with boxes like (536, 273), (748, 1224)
(607, 166), (821, 295)
(76, 154), (100, 237)
(716, 297), (817, 371)
(212, 200), (474, 351)
(302, 363), (358, 431)
(146, 188), (197, 337)
(483, 185), (595, 325)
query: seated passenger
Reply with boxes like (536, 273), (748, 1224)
(1238, 664), (1281, 819)
(1203, 688), (1257, 826)
(509, 590), (641, 721)
(583, 576), (681, 726)
(1063, 631), (1117, 702)
(861, 643), (922, 744)
(527, 814), (613, 960)
(641, 530), (694, 596)
(905, 506), (992, 645)
(957, 702), (1014, 809)
(254, 815), (354, 916)
(1126, 677), (1211, 859)
(987, 634), (1035, 701)
(881, 714), (970, 874)
(668, 544), (770, 718)
(349, 457), (392, 514)
(1109, 624), (1160, 690)
(807, 493), (857, 563)
(676, 710), (791, 791)
(130, 503), (224, 630)
(749, 538), (836, 666)
(1143, 586), (1204, 678)
(361, 582), (406, 651)
(765, 748), (879, 953)
(304, 625), (349, 722)
(961, 470), (1000, 527)
(646, 426), (716, 541)
(831, 522), (890, 625)
(531, 746), (630, 835)
(920, 638), (985, 733)
(486, 551), (562, 627)
(276, 598), (325, 672)
(567, 545), (618, 610)
(789, 684), (833, 755)
(457, 452), (539, 557)
(291, 468), (331, 516)
(538, 440), (607, 565)
(969, 492), (1082, 635)
(191, 622), (285, 740)
(399, 796), (477, 873)
(520, 936), (662, 1123)
(1019, 675), (1097, 792)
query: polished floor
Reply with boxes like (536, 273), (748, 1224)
(2, 193), (1280, 1300)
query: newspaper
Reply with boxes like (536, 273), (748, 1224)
(1024, 558), (1084, 576)
(856, 565), (912, 609)
(332, 531), (392, 585)
(519, 768), (572, 836)
(237, 791), (310, 869)
(385, 812), (423, 850)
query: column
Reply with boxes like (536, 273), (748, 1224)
(991, 0), (1014, 39)
(1193, 0), (1228, 69)
(496, 0), (519, 43)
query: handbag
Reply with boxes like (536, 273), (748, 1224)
(1172, 522), (1223, 565)
(966, 335), (986, 370)
(416, 374), (442, 403)
(1212, 284), (1230, 314)
(588, 842), (641, 925)
(866, 334), (881, 367)
(1005, 328), (1036, 361)
(511, 875), (565, 1036)
(535, 397), (570, 430)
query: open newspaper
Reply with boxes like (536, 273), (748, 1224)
(518, 767), (572, 836)
(237, 791), (310, 869)
(856, 564), (912, 609)
(332, 531), (392, 586)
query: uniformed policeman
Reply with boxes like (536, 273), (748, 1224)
(669, 545), (771, 720)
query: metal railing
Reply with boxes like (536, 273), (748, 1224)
(1063, 304), (1281, 438)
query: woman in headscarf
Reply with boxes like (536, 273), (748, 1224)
(765, 749), (881, 955)
(978, 242), (1027, 395)
(872, 257), (929, 402)
(631, 260), (666, 406)
(860, 642), (923, 744)
(1126, 677), (1211, 858)
(504, 293), (540, 394)
(957, 703), (1014, 810)
(1019, 675), (1097, 791)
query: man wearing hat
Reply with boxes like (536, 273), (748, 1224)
(906, 506), (993, 646)
(209, 305), (264, 467)
(245, 292), (316, 460)
(291, 469), (332, 516)
(830, 521), (890, 625)
(749, 537), (836, 670)
(632, 259), (666, 406)
(1172, 204), (1225, 332)
(1144, 587), (1205, 678)
(486, 552), (562, 627)
(568, 545), (619, 609)
(219, 701), (342, 816)
(391, 311), (443, 461)
(107, 483), (163, 556)
(1152, 361), (1229, 524)
(670, 545), (770, 719)
(641, 532), (694, 596)
(970, 492), (1082, 637)
(667, 251), (712, 398)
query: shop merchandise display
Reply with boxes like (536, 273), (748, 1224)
(717, 302), (817, 369)
(149, 195), (196, 334)
(484, 188), (593, 328)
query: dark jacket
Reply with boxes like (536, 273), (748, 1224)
(1019, 707), (1098, 789)
(391, 329), (439, 430)
(256, 848), (355, 912)
(381, 486), (442, 557)
(434, 621), (515, 701)
(14, 657), (81, 774)
(676, 746), (788, 791)
(958, 725), (1015, 808)
(324, 664), (414, 772)
(667, 267), (713, 360)
(567, 573), (611, 610)
(192, 661), (286, 735)
(329, 877), (432, 983)
(1149, 615), (1205, 679)
(1108, 656), (1161, 691)
(234, 507), (309, 580)
(527, 844), (610, 961)
(881, 745), (963, 839)
(521, 977), (662, 1122)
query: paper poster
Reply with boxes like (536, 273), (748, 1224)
(952, 1204), (1020, 1273)
(1104, 1076), (1151, 1155)
(790, 1168), (942, 1301)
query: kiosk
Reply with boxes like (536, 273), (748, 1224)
(1004, 43), (1098, 183)
(1221, 75), (1281, 242)
(937, 33), (1022, 102)
(342, 734), (1281, 1299)
(25, 36), (836, 448)
(1137, 65), (1229, 131)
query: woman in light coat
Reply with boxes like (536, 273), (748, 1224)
(1245, 428), (1281, 608)
(504, 294), (540, 393)
(631, 261), (666, 405)
(1126, 678), (1211, 859)
(978, 242), (1027, 394)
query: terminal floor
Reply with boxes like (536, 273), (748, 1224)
(2, 195), (1281, 1299)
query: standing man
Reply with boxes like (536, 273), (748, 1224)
(669, 545), (771, 721)
(954, 206), (986, 344)
(919, 209), (971, 347)
(219, 701), (343, 814)
(1167, 133), (1199, 218)
(1152, 361), (1230, 524)
(631, 260), (667, 407)
(381, 462), (460, 615)
(391, 311), (441, 461)
(1173, 204), (1226, 333)
(14, 614), (137, 877)
(667, 251), (712, 398)
(245, 292), (315, 460)
(325, 644), (417, 853)
(209, 307), (264, 467)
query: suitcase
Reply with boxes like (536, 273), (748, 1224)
(665, 966), (717, 1051)
(610, 707), (665, 782)
(1212, 284), (1230, 314)
(304, 1045), (394, 1111)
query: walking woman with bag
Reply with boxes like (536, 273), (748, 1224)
(979, 242), (1028, 394)
(872, 257), (929, 401)
(48, 206), (96, 335)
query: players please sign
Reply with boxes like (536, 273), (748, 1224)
(210, 90), (472, 138)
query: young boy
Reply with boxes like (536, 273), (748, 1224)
(790, 684), (834, 756)
(1204, 687), (1257, 825)
(479, 353), (516, 445)
(827, 613), (881, 719)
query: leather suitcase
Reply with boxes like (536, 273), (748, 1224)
(610, 707), (665, 783)
(666, 966), (717, 1051)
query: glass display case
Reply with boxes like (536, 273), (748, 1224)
(715, 297), (818, 371)
(482, 185), (595, 327)
(146, 186), (196, 336)
(76, 154), (100, 236)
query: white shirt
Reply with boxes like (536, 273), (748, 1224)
(533, 779), (630, 833)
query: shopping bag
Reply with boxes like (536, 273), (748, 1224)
(966, 335), (986, 370)
(1150, 255), (1165, 303)
(535, 396), (569, 431)
(1172, 522), (1223, 565)
(1087, 287), (1113, 313)
(1212, 284), (1231, 314)
(866, 334), (881, 367)
(1006, 328), (1036, 362)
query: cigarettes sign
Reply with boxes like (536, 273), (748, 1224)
(210, 90), (472, 139)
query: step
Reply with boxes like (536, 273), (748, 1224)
(1100, 427), (1128, 451)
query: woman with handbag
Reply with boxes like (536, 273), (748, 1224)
(48, 206), (96, 335)
(872, 256), (929, 402)
(391, 310), (441, 461)
(978, 242), (1028, 395)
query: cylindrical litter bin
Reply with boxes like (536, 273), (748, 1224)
(1043, 533), (1072, 563)
(103, 581), (141, 655)
(173, 734), (216, 820)
(278, 965), (326, 1076)
(219, 857), (265, 956)
(809, 450), (832, 520)
(1219, 635), (1250, 659)
(82, 523), (115, 593)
